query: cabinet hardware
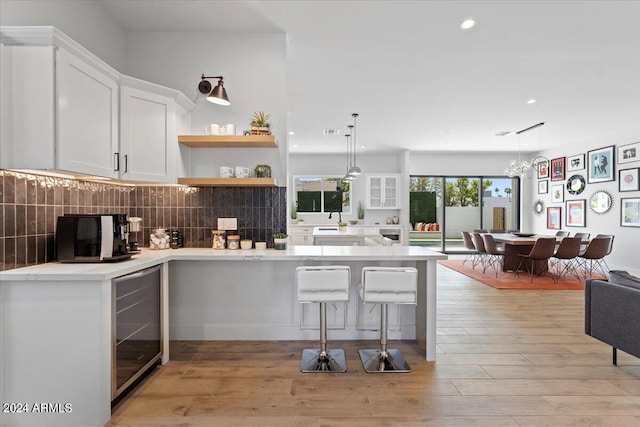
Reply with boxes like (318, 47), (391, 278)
(114, 153), (120, 171)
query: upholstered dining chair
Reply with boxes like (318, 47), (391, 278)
(481, 234), (504, 277)
(473, 229), (488, 233)
(470, 233), (488, 270)
(555, 231), (570, 238)
(461, 231), (477, 267)
(515, 237), (557, 283)
(549, 236), (582, 282)
(573, 232), (591, 252)
(577, 236), (613, 279)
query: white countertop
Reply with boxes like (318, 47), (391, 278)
(0, 246), (446, 282)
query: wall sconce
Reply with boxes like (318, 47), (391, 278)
(198, 74), (230, 106)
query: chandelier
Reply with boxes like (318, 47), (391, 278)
(504, 122), (548, 178)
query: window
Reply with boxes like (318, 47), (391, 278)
(293, 176), (351, 214)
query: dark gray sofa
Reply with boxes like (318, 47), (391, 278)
(585, 270), (640, 364)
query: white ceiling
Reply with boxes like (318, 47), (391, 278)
(99, 0), (640, 154)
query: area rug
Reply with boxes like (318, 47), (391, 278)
(437, 259), (599, 290)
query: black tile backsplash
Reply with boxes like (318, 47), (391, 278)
(0, 170), (287, 271)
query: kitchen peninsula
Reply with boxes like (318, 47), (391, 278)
(0, 245), (446, 427)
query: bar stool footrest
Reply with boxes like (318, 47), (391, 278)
(301, 349), (347, 373)
(359, 348), (411, 373)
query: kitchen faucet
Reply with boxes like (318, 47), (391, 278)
(328, 211), (342, 223)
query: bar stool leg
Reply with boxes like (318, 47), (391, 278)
(301, 302), (347, 373)
(358, 304), (411, 373)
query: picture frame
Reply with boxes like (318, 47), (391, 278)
(551, 184), (564, 203)
(566, 199), (586, 227)
(620, 197), (640, 227)
(538, 180), (548, 194)
(537, 159), (549, 179)
(546, 207), (561, 230)
(567, 153), (585, 172)
(587, 145), (615, 183)
(550, 157), (566, 181)
(619, 168), (640, 192)
(617, 142), (640, 164)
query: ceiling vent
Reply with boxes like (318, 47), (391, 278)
(322, 129), (340, 135)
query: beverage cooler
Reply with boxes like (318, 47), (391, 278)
(112, 265), (162, 400)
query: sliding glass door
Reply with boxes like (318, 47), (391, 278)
(410, 175), (520, 253)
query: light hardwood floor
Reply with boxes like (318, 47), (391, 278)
(108, 263), (640, 426)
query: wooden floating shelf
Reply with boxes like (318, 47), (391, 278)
(177, 177), (277, 187)
(178, 134), (277, 148)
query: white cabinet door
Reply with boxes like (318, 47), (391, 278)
(366, 174), (400, 209)
(120, 86), (175, 182)
(56, 48), (119, 178)
(289, 226), (314, 245)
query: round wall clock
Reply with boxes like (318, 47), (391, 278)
(567, 174), (586, 195)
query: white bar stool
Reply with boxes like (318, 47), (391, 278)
(358, 266), (417, 373)
(296, 266), (350, 372)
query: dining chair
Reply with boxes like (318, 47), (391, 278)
(593, 234), (615, 271)
(577, 236), (613, 279)
(515, 237), (557, 283)
(549, 237), (582, 282)
(460, 231), (477, 267)
(489, 229), (504, 233)
(573, 232), (591, 252)
(481, 234), (504, 277)
(555, 231), (570, 238)
(470, 233), (488, 270)
(473, 229), (488, 233)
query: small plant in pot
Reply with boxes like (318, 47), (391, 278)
(338, 221), (347, 230)
(273, 232), (288, 250)
(250, 111), (271, 135)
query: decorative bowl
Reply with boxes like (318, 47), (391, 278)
(349, 220), (359, 225)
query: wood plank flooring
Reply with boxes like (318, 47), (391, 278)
(107, 263), (640, 426)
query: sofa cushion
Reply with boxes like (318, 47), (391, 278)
(609, 270), (640, 290)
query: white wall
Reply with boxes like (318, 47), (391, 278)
(0, 0), (127, 71)
(533, 129), (640, 275)
(124, 32), (288, 184)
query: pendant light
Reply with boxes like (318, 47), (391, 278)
(347, 113), (362, 176)
(343, 130), (354, 181)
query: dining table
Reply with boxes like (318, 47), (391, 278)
(489, 232), (572, 274)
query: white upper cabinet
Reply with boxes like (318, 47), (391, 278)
(0, 27), (193, 182)
(119, 80), (176, 182)
(57, 48), (119, 177)
(366, 174), (400, 209)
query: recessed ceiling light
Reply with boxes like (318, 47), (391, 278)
(322, 129), (340, 135)
(289, 131), (295, 135)
(360, 145), (366, 149)
(526, 99), (537, 104)
(460, 19), (475, 30)
(292, 144), (298, 148)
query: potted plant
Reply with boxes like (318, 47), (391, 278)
(338, 221), (347, 231)
(250, 111), (271, 135)
(358, 202), (365, 220)
(254, 164), (271, 178)
(273, 232), (288, 250)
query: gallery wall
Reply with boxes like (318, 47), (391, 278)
(533, 135), (640, 275)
